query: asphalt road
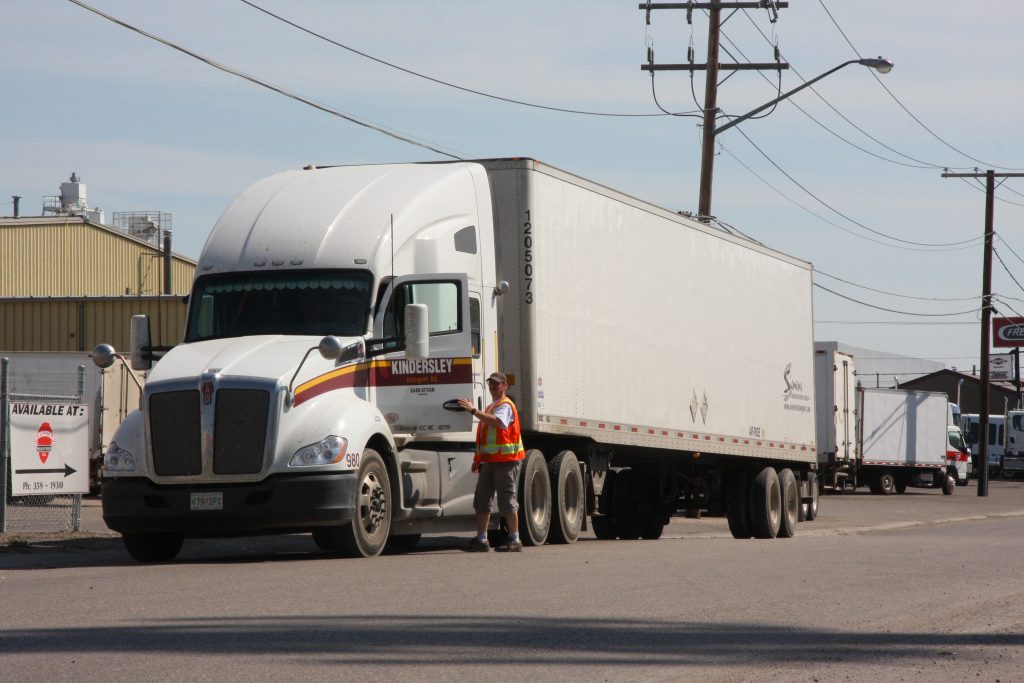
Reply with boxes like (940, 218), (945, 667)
(2, 480), (1023, 682)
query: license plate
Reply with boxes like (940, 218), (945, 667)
(190, 492), (223, 511)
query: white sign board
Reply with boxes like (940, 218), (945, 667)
(8, 402), (90, 496)
(990, 353), (1014, 382)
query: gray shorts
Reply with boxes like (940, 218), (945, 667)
(473, 460), (522, 515)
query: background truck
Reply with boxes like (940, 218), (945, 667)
(1002, 410), (1024, 478)
(961, 413), (1005, 477)
(94, 158), (819, 562)
(813, 347), (857, 491)
(858, 388), (959, 495)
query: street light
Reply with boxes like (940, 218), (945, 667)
(697, 57), (894, 221)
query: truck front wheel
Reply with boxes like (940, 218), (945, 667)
(123, 532), (184, 563)
(314, 448), (391, 558)
(942, 469), (957, 495)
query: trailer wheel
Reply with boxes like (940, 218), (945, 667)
(878, 471), (897, 495)
(548, 450), (584, 544)
(314, 448), (391, 558)
(942, 470), (957, 495)
(751, 466), (781, 539)
(590, 469), (618, 540)
(612, 468), (641, 539)
(777, 468), (798, 538)
(518, 449), (551, 546)
(727, 469), (753, 539)
(122, 532), (184, 563)
(805, 472), (819, 521)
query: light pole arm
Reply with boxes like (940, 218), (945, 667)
(713, 59), (861, 135)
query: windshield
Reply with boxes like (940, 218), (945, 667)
(184, 269), (373, 342)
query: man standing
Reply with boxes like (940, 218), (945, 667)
(457, 372), (526, 552)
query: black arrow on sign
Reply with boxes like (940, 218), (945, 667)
(15, 464), (77, 477)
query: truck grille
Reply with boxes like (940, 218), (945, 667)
(150, 390), (202, 476)
(149, 387), (271, 477)
(213, 389), (270, 474)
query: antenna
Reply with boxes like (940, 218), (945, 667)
(390, 213), (395, 280)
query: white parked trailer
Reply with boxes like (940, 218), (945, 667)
(94, 159), (818, 562)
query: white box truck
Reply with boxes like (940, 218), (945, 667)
(857, 388), (958, 494)
(92, 159), (818, 562)
(1001, 410), (1024, 477)
(814, 348), (857, 491)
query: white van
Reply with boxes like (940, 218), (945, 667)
(960, 414), (1004, 477)
(1004, 410), (1024, 478)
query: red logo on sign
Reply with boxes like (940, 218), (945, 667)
(35, 422), (54, 464)
(994, 317), (1024, 347)
(201, 381), (215, 405)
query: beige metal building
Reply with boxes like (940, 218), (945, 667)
(0, 215), (196, 352)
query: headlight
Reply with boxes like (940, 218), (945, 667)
(104, 442), (137, 472)
(289, 435), (347, 467)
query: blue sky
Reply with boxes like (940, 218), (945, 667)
(3, 1), (1023, 371)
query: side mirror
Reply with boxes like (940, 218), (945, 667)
(404, 303), (429, 360)
(130, 314), (152, 371)
(92, 343), (117, 369)
(318, 336), (365, 364)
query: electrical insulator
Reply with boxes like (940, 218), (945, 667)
(647, 47), (654, 65)
(688, 46), (694, 64)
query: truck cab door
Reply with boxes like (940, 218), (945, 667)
(371, 273), (474, 435)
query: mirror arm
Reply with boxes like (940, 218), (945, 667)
(286, 346), (320, 406)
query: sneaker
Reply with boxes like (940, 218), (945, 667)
(494, 539), (523, 553)
(464, 537), (491, 552)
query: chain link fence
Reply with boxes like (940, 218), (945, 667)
(2, 357), (85, 533)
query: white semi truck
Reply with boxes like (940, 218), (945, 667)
(93, 159), (819, 562)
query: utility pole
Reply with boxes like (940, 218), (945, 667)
(640, 1), (789, 222)
(942, 169), (1024, 496)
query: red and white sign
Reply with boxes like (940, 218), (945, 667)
(993, 317), (1024, 347)
(8, 403), (89, 496)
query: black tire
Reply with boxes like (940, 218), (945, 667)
(590, 469), (617, 540)
(548, 450), (584, 544)
(612, 468), (641, 539)
(123, 532), (184, 563)
(385, 533), (421, 551)
(895, 475), (908, 494)
(313, 448), (391, 557)
(867, 472), (883, 495)
(727, 469), (753, 539)
(878, 471), (897, 495)
(777, 468), (799, 538)
(751, 466), (781, 539)
(638, 512), (666, 540)
(942, 470), (957, 495)
(806, 472), (819, 521)
(517, 449), (551, 546)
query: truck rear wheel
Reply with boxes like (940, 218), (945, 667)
(518, 449), (551, 546)
(878, 471), (897, 495)
(548, 450), (584, 544)
(590, 469), (617, 539)
(804, 472), (819, 521)
(612, 468), (641, 539)
(123, 532), (184, 563)
(751, 466), (781, 539)
(777, 468), (798, 538)
(942, 470), (957, 495)
(313, 448), (391, 558)
(727, 469), (753, 539)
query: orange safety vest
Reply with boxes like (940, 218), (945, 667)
(474, 397), (526, 464)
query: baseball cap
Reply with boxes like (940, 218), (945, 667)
(487, 372), (508, 384)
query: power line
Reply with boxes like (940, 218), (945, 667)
(814, 283), (981, 317)
(732, 127), (982, 249)
(241, 0), (677, 118)
(67, 0), (464, 160)
(817, 0), (1024, 172)
(814, 269), (980, 302)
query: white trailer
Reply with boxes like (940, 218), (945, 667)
(93, 159), (818, 562)
(857, 387), (958, 495)
(813, 347), (857, 491)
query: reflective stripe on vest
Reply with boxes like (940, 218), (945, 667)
(475, 397), (526, 463)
